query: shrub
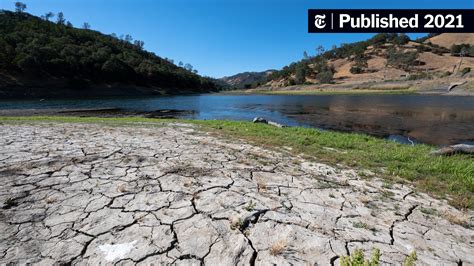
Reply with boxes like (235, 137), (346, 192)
(451, 44), (471, 56)
(403, 251), (417, 266)
(407, 72), (430, 80)
(387, 47), (418, 71)
(461, 67), (471, 76)
(350, 66), (364, 74)
(340, 248), (380, 266)
(295, 64), (308, 84)
(438, 71), (451, 78)
(316, 71), (334, 84)
(416, 44), (431, 53)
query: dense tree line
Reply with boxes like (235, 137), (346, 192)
(0, 9), (219, 92)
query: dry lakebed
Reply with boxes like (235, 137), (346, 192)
(0, 122), (473, 265)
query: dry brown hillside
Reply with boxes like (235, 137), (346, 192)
(334, 33), (474, 83)
(426, 33), (474, 48)
(265, 33), (474, 89)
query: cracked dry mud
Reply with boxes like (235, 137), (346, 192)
(0, 122), (473, 265)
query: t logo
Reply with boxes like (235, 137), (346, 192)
(314, 14), (326, 29)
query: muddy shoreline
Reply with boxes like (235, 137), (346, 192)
(0, 108), (195, 119)
(1, 105), (473, 146)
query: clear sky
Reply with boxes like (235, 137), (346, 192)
(1, 0), (473, 78)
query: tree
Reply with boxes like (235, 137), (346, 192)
(316, 45), (325, 56)
(14, 2), (27, 13)
(0, 10), (220, 93)
(295, 64), (307, 84)
(42, 12), (54, 21)
(312, 57), (334, 83)
(56, 12), (66, 25)
(456, 46), (469, 73)
(124, 34), (133, 43)
(133, 40), (145, 50)
(193, 69), (198, 74)
(350, 49), (368, 74)
(395, 33), (410, 45)
(316, 71), (334, 84)
(101, 57), (134, 80)
(82, 22), (91, 29)
(184, 63), (193, 71)
(178, 61), (184, 67)
(66, 21), (73, 27)
(303, 51), (309, 60)
(386, 47), (418, 71)
(451, 44), (471, 56)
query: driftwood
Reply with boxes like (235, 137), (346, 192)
(252, 117), (286, 128)
(431, 144), (474, 156)
(447, 81), (467, 92)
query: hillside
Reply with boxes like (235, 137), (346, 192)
(426, 33), (474, 48)
(220, 70), (274, 89)
(0, 10), (219, 98)
(261, 33), (474, 91)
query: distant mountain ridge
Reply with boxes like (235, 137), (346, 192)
(0, 10), (220, 99)
(220, 70), (275, 89)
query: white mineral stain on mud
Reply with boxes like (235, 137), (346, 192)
(98, 240), (137, 261)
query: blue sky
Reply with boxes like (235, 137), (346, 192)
(1, 0), (473, 78)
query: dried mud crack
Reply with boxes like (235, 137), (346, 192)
(0, 122), (473, 265)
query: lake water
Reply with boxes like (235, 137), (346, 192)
(1, 94), (473, 146)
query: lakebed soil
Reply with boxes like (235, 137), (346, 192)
(0, 122), (472, 265)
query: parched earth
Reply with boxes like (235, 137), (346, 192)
(0, 122), (473, 265)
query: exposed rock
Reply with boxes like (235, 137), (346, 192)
(252, 117), (286, 128)
(431, 143), (474, 156)
(448, 81), (467, 91)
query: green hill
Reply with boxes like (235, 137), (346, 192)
(220, 70), (275, 89)
(0, 10), (220, 98)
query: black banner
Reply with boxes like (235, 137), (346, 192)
(308, 9), (474, 33)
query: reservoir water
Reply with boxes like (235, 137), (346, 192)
(1, 94), (473, 146)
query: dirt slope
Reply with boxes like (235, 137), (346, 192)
(426, 33), (474, 48)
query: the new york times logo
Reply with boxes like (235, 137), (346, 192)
(314, 14), (326, 29)
(308, 9), (474, 33)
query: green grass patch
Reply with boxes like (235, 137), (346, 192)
(191, 120), (473, 210)
(1, 116), (473, 209)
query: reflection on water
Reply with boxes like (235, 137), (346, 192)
(276, 95), (474, 145)
(1, 94), (473, 145)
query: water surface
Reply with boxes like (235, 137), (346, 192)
(1, 94), (473, 145)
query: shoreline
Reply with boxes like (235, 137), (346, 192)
(225, 77), (474, 96)
(0, 108), (196, 119)
(0, 107), (472, 147)
(1, 116), (472, 210)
